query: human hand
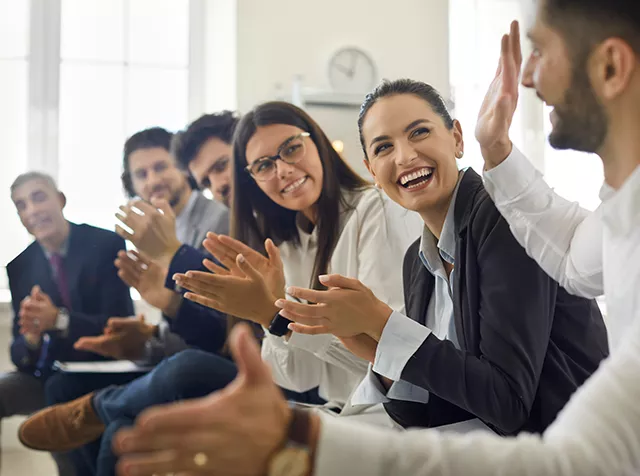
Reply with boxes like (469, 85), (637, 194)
(475, 20), (522, 169)
(114, 250), (181, 317)
(113, 323), (291, 476)
(115, 198), (182, 267)
(174, 254), (279, 327)
(74, 315), (156, 360)
(19, 285), (59, 334)
(203, 233), (286, 300)
(276, 274), (393, 340)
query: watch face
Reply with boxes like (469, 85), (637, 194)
(268, 447), (310, 476)
(328, 47), (377, 94)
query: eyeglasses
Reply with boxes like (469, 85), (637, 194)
(245, 132), (310, 182)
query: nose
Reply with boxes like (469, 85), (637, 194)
(521, 52), (536, 89)
(276, 159), (296, 179)
(395, 140), (418, 167)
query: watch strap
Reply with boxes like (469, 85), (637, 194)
(268, 312), (292, 337)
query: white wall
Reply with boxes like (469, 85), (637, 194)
(234, 0), (450, 175)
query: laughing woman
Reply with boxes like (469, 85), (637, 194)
(277, 79), (609, 434)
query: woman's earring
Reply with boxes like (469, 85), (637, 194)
(375, 182), (382, 189)
(456, 151), (464, 159)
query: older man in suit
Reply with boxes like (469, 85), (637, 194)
(3, 172), (134, 475)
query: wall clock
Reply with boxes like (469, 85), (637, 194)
(328, 46), (377, 94)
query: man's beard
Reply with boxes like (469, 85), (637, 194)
(548, 63), (609, 154)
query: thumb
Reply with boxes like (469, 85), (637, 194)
(229, 323), (272, 386)
(31, 285), (42, 299)
(318, 274), (361, 290)
(265, 239), (282, 269)
(236, 254), (262, 281)
(152, 198), (174, 220)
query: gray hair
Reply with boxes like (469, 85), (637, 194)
(10, 172), (59, 197)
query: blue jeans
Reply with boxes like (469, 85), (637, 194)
(90, 349), (324, 476)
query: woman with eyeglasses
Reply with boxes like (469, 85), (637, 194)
(172, 100), (422, 421)
(18, 101), (422, 476)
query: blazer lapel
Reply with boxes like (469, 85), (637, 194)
(407, 252), (433, 326)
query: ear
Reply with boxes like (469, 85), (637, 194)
(59, 192), (67, 209)
(363, 157), (377, 184)
(591, 38), (637, 101)
(452, 119), (465, 156)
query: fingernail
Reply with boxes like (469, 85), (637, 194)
(288, 323), (295, 331)
(286, 286), (293, 294)
(238, 254), (245, 263)
(275, 299), (285, 308)
(172, 274), (179, 281)
(185, 272), (193, 278)
(319, 275), (329, 283)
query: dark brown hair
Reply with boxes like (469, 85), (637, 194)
(231, 101), (370, 290)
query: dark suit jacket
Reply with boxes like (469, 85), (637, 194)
(164, 244), (228, 354)
(383, 169), (609, 435)
(6, 222), (134, 376)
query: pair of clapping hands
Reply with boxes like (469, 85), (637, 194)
(108, 196), (391, 363)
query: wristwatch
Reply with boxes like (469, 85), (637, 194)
(268, 311), (293, 337)
(54, 307), (70, 331)
(268, 405), (312, 476)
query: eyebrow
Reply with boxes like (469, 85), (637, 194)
(368, 119), (433, 148)
(250, 134), (298, 165)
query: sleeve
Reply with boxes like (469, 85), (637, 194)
(49, 235), (134, 362)
(261, 191), (421, 393)
(314, 316), (640, 476)
(167, 298), (227, 354)
(482, 147), (603, 298)
(165, 244), (209, 292)
(8, 265), (41, 373)
(135, 320), (191, 366)
(389, 206), (559, 434)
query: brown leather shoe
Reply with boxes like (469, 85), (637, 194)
(18, 392), (105, 452)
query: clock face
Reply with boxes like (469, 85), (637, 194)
(328, 47), (377, 94)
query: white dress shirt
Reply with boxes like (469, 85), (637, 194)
(313, 149), (640, 476)
(352, 172), (464, 406)
(262, 187), (423, 412)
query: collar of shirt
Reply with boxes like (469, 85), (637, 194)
(419, 169), (466, 275)
(294, 186), (372, 250)
(174, 190), (199, 232)
(41, 233), (70, 260)
(600, 165), (640, 236)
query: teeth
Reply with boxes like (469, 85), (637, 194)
(399, 168), (433, 185)
(283, 177), (307, 193)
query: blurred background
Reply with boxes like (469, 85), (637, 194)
(0, 1), (604, 471)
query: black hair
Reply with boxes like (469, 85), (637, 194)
(357, 79), (454, 159)
(172, 111), (240, 171)
(231, 101), (370, 290)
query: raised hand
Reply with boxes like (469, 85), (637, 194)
(115, 198), (182, 267)
(275, 274), (393, 340)
(174, 253), (279, 327)
(74, 315), (156, 360)
(113, 323), (291, 476)
(475, 20), (523, 169)
(203, 233), (286, 300)
(114, 250), (181, 317)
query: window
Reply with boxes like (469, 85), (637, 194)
(0, 0), (30, 295)
(1, 0), (237, 299)
(58, 0), (191, 231)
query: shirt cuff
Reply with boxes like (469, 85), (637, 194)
(373, 311), (431, 381)
(351, 365), (392, 405)
(482, 146), (541, 204)
(315, 413), (389, 476)
(387, 379), (431, 404)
